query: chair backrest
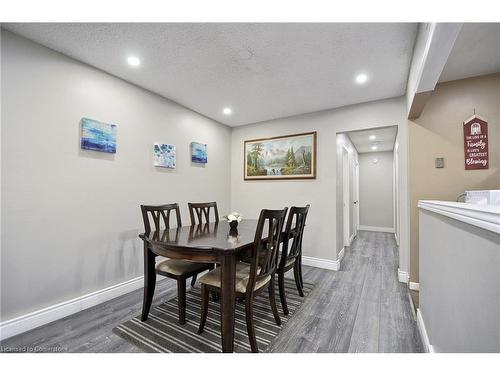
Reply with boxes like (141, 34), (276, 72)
(188, 202), (219, 225)
(247, 208), (288, 294)
(141, 203), (182, 233)
(279, 205), (310, 269)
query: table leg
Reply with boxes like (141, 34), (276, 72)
(220, 254), (236, 353)
(141, 243), (156, 321)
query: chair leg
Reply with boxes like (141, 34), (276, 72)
(278, 271), (289, 315)
(269, 276), (282, 326)
(177, 278), (186, 325)
(297, 255), (304, 288)
(208, 264), (218, 301)
(293, 262), (304, 297)
(245, 296), (258, 353)
(191, 274), (197, 288)
(198, 284), (209, 334)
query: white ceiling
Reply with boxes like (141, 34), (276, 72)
(346, 126), (397, 153)
(3, 23), (418, 127)
(439, 23), (500, 83)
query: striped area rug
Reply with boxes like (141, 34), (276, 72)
(113, 278), (314, 353)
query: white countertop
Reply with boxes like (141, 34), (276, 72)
(418, 200), (500, 235)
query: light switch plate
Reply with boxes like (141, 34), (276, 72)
(435, 157), (444, 168)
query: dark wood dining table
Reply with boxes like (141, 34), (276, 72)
(139, 219), (260, 353)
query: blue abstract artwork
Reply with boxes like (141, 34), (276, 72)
(81, 118), (117, 153)
(154, 143), (176, 168)
(191, 142), (207, 164)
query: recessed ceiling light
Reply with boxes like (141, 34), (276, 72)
(369, 135), (376, 140)
(223, 107), (232, 115)
(127, 56), (141, 67)
(371, 145), (378, 151)
(355, 73), (368, 84)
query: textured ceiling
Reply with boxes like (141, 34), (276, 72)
(3, 23), (418, 126)
(346, 126), (397, 153)
(439, 23), (500, 83)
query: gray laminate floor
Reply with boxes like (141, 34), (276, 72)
(1, 231), (423, 353)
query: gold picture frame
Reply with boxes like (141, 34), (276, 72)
(244, 131), (317, 180)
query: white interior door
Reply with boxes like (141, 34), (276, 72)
(354, 161), (359, 236)
(342, 146), (350, 246)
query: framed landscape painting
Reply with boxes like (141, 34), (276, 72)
(80, 117), (117, 153)
(244, 131), (316, 180)
(153, 143), (176, 168)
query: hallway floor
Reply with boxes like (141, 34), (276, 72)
(1, 231), (422, 353)
(269, 230), (423, 352)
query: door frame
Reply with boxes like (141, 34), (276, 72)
(353, 160), (359, 237)
(393, 142), (400, 245)
(342, 145), (350, 247)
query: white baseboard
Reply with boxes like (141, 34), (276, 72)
(417, 308), (435, 353)
(338, 247), (345, 265)
(349, 233), (355, 245)
(409, 282), (420, 291)
(398, 268), (409, 284)
(359, 225), (395, 233)
(407, 291), (417, 321)
(303, 248), (344, 271)
(394, 232), (400, 245)
(0, 276), (144, 341)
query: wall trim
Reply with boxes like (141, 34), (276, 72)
(398, 268), (409, 284)
(0, 276), (144, 341)
(359, 225), (395, 233)
(349, 233), (355, 245)
(417, 308), (435, 353)
(303, 248), (344, 272)
(409, 282), (420, 291)
(418, 200), (500, 235)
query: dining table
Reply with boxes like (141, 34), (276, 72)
(139, 219), (263, 353)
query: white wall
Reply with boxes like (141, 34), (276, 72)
(419, 208), (500, 352)
(358, 151), (394, 229)
(0, 31), (232, 321)
(231, 97), (408, 263)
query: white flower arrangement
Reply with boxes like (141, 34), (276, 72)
(223, 212), (243, 223)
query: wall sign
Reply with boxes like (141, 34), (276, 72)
(463, 115), (489, 170)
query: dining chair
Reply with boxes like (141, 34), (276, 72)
(277, 205), (310, 315)
(141, 203), (213, 324)
(197, 207), (288, 353)
(188, 201), (219, 225)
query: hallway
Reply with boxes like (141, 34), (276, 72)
(269, 230), (423, 352)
